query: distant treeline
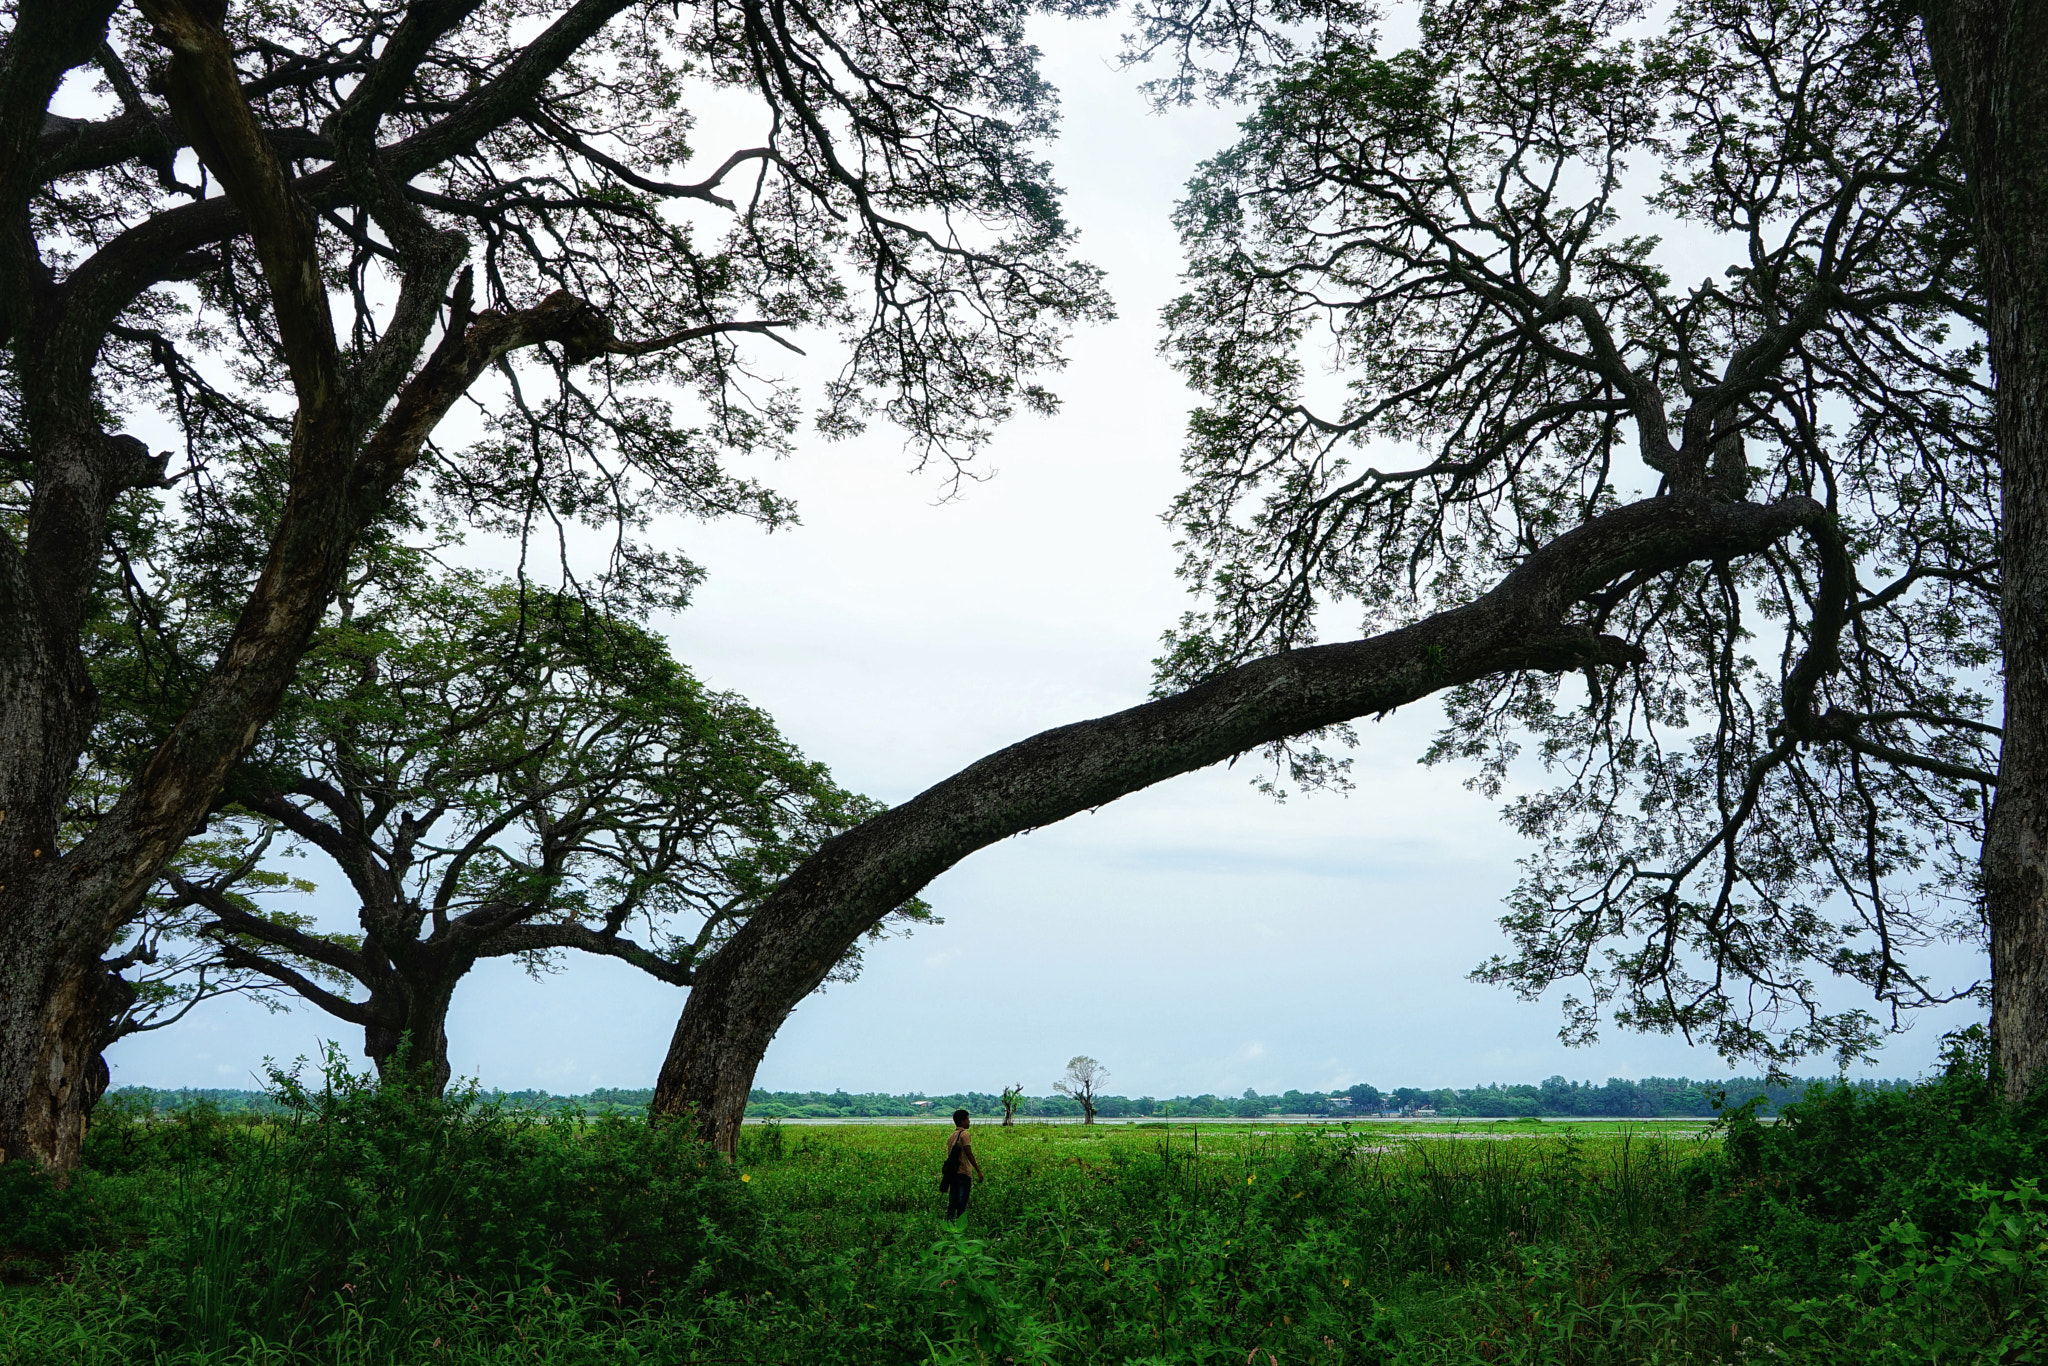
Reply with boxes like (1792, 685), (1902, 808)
(739, 1076), (1916, 1120)
(108, 1075), (1912, 1120)
(102, 1085), (658, 1117)
(105, 1087), (288, 1115)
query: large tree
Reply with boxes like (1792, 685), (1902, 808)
(152, 568), (918, 1094)
(649, 0), (2023, 1153)
(1920, 0), (2048, 1098)
(0, 0), (1107, 1167)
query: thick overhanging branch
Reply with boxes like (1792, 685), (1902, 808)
(326, 1), (480, 423)
(232, 783), (401, 924)
(46, 0), (637, 378)
(206, 940), (378, 1028)
(0, 0), (123, 344)
(170, 875), (370, 982)
(654, 491), (1837, 1141)
(32, 108), (184, 183)
(348, 280), (640, 512)
(484, 922), (694, 986)
(328, 0), (486, 148)
(381, 0), (638, 173)
(764, 522), (1710, 941)
(137, 0), (344, 419)
(37, 0), (366, 955)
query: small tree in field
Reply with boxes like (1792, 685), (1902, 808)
(1000, 1084), (1025, 1126)
(1054, 1056), (1106, 1125)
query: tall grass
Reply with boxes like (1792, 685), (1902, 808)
(2, 1039), (2043, 1364)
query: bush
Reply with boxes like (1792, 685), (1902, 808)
(1845, 1178), (2048, 1363)
(1700, 1026), (2048, 1292)
(80, 1091), (262, 1175)
(0, 1160), (106, 1260)
(18, 1037), (2048, 1365)
(93, 1047), (776, 1355)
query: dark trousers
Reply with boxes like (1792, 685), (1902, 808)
(943, 1171), (972, 1220)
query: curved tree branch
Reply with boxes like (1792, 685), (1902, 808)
(652, 490), (1833, 1151)
(484, 921), (694, 986)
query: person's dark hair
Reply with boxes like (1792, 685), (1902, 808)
(952, 1109), (971, 1126)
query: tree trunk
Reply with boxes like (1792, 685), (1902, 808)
(0, 0), (360, 1166)
(650, 494), (1827, 1153)
(1925, 0), (2048, 1100)
(0, 426), (128, 1169)
(0, 0), (659, 1170)
(0, 926), (135, 1171)
(361, 965), (464, 1097)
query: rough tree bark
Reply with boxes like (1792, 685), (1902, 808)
(0, 0), (356, 1167)
(0, 0), (641, 1165)
(360, 961), (465, 1095)
(651, 493), (1828, 1154)
(1925, 0), (2048, 1100)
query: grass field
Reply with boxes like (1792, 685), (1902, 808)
(733, 1115), (1713, 1241)
(1, 1061), (2044, 1365)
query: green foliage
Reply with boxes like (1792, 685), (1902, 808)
(0, 1161), (106, 1259)
(913, 1228), (1065, 1366)
(10, 1062), (2048, 1364)
(116, 560), (927, 1070)
(739, 1074), (1849, 1119)
(1702, 1027), (2048, 1286)
(1158, 0), (1993, 1072)
(79, 1093), (266, 1176)
(109, 1072), (1857, 1125)
(1841, 1180), (2048, 1363)
(58, 1049), (770, 1356)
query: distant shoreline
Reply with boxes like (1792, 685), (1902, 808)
(107, 1073), (1889, 1121)
(741, 1114), (1720, 1126)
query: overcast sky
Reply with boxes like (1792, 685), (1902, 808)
(109, 8), (1989, 1100)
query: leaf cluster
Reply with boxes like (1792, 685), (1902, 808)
(1156, 0), (1994, 1065)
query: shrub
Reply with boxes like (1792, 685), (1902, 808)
(116, 1047), (776, 1354)
(81, 1091), (261, 1175)
(1847, 1179), (2048, 1363)
(0, 1160), (105, 1260)
(1701, 1026), (2048, 1292)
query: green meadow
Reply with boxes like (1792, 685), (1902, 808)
(2, 1048), (2044, 1365)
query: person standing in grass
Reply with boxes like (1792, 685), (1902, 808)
(942, 1109), (984, 1221)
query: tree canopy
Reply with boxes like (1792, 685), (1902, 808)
(1157, 0), (1994, 1065)
(148, 562), (918, 1091)
(8, 0), (2042, 1170)
(646, 0), (2041, 1154)
(0, 0), (1107, 1166)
